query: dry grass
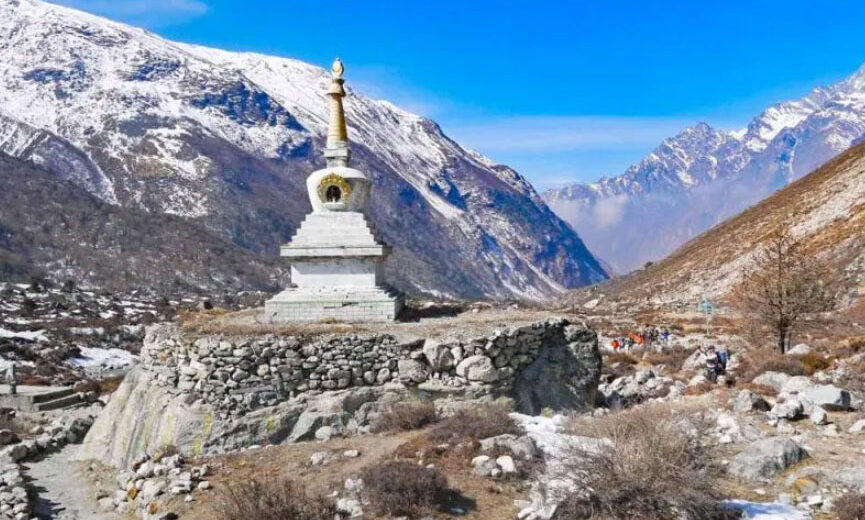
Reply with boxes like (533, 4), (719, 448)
(180, 308), (369, 336)
(426, 404), (521, 445)
(371, 401), (438, 433)
(605, 352), (639, 365)
(738, 352), (807, 382)
(556, 404), (733, 520)
(737, 382), (779, 398)
(73, 375), (125, 395)
(211, 477), (335, 520)
(833, 492), (865, 520)
(643, 346), (691, 373)
(361, 461), (449, 518)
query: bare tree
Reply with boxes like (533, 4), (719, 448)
(733, 223), (839, 353)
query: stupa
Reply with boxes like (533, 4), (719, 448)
(265, 58), (403, 323)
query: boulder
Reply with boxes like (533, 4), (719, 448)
(511, 325), (601, 415)
(787, 344), (812, 356)
(455, 356), (498, 383)
(780, 376), (813, 395)
(422, 340), (454, 372)
(801, 385), (851, 411)
(752, 372), (792, 392)
(728, 438), (809, 481)
(809, 407), (828, 426)
(396, 359), (429, 384)
(735, 390), (771, 414)
(848, 419), (865, 434)
(770, 399), (804, 421)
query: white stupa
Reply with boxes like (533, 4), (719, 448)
(265, 59), (403, 323)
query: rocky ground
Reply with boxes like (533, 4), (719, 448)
(0, 302), (863, 519)
(0, 281), (269, 385)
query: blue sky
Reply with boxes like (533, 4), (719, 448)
(55, 0), (865, 189)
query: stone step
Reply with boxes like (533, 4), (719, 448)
(30, 387), (74, 404)
(35, 393), (82, 412)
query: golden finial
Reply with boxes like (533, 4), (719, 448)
(332, 58), (344, 78)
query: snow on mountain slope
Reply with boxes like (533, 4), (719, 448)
(544, 63), (865, 274)
(0, 0), (606, 300)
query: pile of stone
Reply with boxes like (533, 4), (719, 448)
(107, 452), (211, 518)
(597, 368), (685, 408)
(0, 465), (28, 520)
(140, 319), (580, 417)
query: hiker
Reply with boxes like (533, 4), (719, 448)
(611, 339), (621, 351)
(704, 346), (719, 382)
(5, 361), (16, 396)
(716, 346), (729, 374)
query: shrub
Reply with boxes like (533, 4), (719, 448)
(834, 492), (865, 520)
(73, 375), (124, 395)
(426, 404), (520, 444)
(643, 346), (690, 373)
(371, 400), (437, 433)
(555, 404), (730, 520)
(605, 352), (639, 365)
(361, 461), (448, 518)
(212, 477), (334, 520)
(791, 352), (832, 375)
(739, 353), (806, 382)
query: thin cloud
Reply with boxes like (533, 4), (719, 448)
(445, 116), (701, 153)
(53, 0), (208, 26)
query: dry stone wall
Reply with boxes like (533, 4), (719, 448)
(141, 318), (597, 417)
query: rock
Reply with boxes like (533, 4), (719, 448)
(310, 451), (334, 466)
(511, 325), (601, 414)
(770, 399), (804, 421)
(4, 444), (27, 463)
(801, 385), (851, 411)
(787, 344), (812, 355)
(831, 467), (865, 492)
(455, 356), (499, 383)
(688, 374), (708, 387)
(479, 434), (536, 460)
(809, 407), (828, 425)
(780, 376), (813, 394)
(472, 455), (498, 477)
(822, 424), (840, 437)
(336, 497), (363, 518)
(396, 359), (429, 384)
(682, 349), (707, 371)
(496, 455), (516, 474)
(735, 390), (771, 413)
(728, 438), (809, 481)
(314, 426), (333, 441)
(752, 372), (792, 392)
(848, 419), (865, 433)
(422, 340), (454, 372)
(0, 431), (19, 446)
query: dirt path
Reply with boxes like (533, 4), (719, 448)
(25, 445), (118, 520)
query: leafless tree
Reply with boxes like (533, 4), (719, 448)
(733, 223), (839, 353)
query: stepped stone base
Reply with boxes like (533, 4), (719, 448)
(265, 287), (403, 323)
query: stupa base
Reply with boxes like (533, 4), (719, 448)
(264, 287), (403, 323)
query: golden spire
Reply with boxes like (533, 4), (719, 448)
(325, 58), (350, 166)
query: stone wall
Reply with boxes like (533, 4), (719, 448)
(141, 318), (597, 417)
(79, 318), (600, 468)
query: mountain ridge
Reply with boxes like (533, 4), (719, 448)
(0, 0), (606, 300)
(544, 62), (865, 274)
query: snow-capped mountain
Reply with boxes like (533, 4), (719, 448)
(0, 0), (606, 300)
(544, 63), (865, 274)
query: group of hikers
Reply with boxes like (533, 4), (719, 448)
(610, 325), (671, 351)
(701, 344), (729, 382)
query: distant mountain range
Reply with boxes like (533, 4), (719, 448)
(0, 0), (606, 300)
(544, 64), (865, 274)
(564, 139), (865, 309)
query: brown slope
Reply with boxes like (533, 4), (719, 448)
(568, 140), (865, 308)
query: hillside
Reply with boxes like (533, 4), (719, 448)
(0, 0), (606, 301)
(544, 63), (865, 274)
(0, 152), (282, 292)
(567, 140), (865, 308)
